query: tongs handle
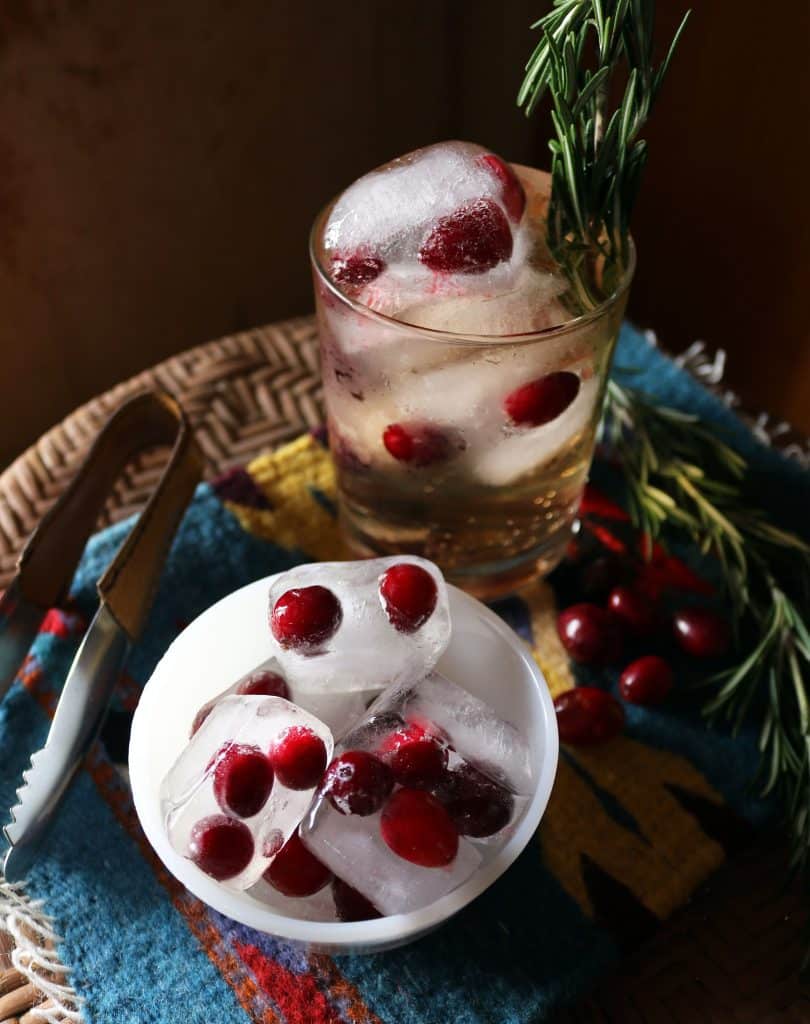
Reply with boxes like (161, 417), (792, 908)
(16, 390), (204, 640)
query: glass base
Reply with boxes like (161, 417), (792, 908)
(342, 512), (571, 600)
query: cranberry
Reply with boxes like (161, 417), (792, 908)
(263, 831), (332, 897)
(378, 722), (448, 788)
(433, 763), (513, 837)
(418, 197), (512, 274)
(479, 153), (526, 223)
(212, 743), (274, 819)
(504, 372), (580, 428)
(188, 815), (254, 880)
(554, 688), (624, 746)
(619, 656), (674, 706)
(607, 586), (658, 637)
(270, 726), (328, 790)
(237, 670), (289, 699)
(380, 788), (459, 867)
(331, 252), (385, 288)
(332, 877), (382, 921)
(673, 607), (731, 658)
(557, 603), (623, 665)
(580, 554), (633, 600)
(322, 750), (394, 816)
(379, 563), (438, 633)
(382, 422), (454, 467)
(270, 585), (342, 651)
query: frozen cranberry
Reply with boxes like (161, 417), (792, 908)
(554, 687), (624, 746)
(378, 722), (448, 788)
(607, 586), (658, 637)
(331, 252), (385, 287)
(433, 763), (513, 838)
(188, 815), (254, 880)
(332, 877), (382, 921)
(379, 563), (438, 633)
(237, 669), (289, 699)
(380, 788), (459, 867)
(382, 423), (454, 467)
(619, 656), (674, 706)
(212, 743), (274, 819)
(504, 372), (580, 428)
(479, 153), (526, 223)
(557, 603), (623, 665)
(263, 831), (332, 897)
(323, 750), (394, 816)
(270, 726), (328, 790)
(418, 197), (512, 274)
(673, 607), (731, 658)
(270, 585), (342, 651)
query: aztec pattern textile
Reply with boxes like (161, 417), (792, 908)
(0, 324), (807, 1023)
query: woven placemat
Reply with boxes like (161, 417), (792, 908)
(0, 316), (805, 1023)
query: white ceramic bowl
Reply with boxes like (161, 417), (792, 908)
(129, 575), (558, 954)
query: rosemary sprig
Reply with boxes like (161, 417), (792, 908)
(518, 2), (690, 304)
(602, 381), (810, 883)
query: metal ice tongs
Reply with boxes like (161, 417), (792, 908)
(0, 390), (203, 879)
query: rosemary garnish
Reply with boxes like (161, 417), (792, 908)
(603, 381), (810, 889)
(518, 1), (689, 305)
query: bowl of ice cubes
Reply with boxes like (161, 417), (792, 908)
(129, 557), (558, 953)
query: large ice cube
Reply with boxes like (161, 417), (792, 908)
(162, 695), (333, 889)
(300, 670), (531, 915)
(267, 557), (450, 693)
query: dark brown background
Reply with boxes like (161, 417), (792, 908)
(0, 1), (807, 468)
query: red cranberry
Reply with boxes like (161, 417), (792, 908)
(332, 877), (382, 921)
(322, 750), (394, 816)
(619, 656), (674, 706)
(382, 423), (454, 467)
(263, 831), (332, 897)
(379, 563), (438, 633)
(270, 726), (328, 790)
(378, 722), (448, 788)
(504, 372), (580, 428)
(237, 670), (289, 699)
(188, 815), (254, 880)
(479, 153), (526, 223)
(380, 788), (459, 867)
(607, 586), (658, 637)
(331, 252), (385, 287)
(579, 554), (633, 600)
(557, 603), (623, 665)
(433, 763), (513, 838)
(418, 197), (512, 274)
(673, 607), (731, 658)
(554, 688), (624, 746)
(212, 743), (274, 819)
(270, 585), (342, 652)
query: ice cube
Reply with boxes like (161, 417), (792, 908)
(267, 557), (450, 693)
(162, 695), (333, 890)
(324, 141), (524, 268)
(299, 670), (531, 915)
(189, 656), (367, 738)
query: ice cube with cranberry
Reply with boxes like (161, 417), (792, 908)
(162, 695), (333, 889)
(298, 670), (531, 916)
(189, 656), (366, 738)
(267, 556), (450, 694)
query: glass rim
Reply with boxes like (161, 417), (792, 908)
(309, 199), (636, 347)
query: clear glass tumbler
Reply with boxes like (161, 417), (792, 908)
(310, 195), (634, 599)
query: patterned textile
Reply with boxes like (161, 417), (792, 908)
(0, 324), (806, 1023)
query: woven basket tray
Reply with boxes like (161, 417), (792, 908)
(0, 316), (805, 1023)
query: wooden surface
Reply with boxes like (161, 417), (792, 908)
(0, 1), (807, 470)
(0, 315), (806, 1022)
